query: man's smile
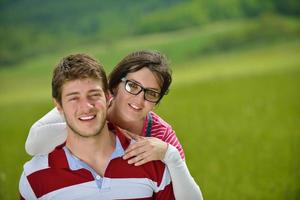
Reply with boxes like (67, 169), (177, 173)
(78, 115), (96, 121)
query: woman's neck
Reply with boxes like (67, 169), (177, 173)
(107, 108), (145, 135)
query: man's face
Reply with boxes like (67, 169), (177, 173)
(56, 78), (107, 138)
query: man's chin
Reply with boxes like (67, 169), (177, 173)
(66, 118), (106, 138)
(75, 130), (102, 138)
(69, 126), (102, 138)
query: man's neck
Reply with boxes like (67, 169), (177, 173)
(65, 123), (116, 176)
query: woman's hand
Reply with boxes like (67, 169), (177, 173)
(122, 130), (168, 166)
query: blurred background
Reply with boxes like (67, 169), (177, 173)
(0, 0), (299, 199)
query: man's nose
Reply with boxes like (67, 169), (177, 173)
(79, 98), (94, 112)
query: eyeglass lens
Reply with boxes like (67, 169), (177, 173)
(125, 80), (160, 103)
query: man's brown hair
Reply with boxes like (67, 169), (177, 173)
(52, 54), (108, 105)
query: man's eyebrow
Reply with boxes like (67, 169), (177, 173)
(65, 92), (80, 97)
(88, 89), (103, 93)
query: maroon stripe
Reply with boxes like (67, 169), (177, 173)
(129, 198), (153, 200)
(126, 198), (154, 200)
(27, 143), (96, 197)
(19, 193), (25, 200)
(105, 157), (165, 185)
(27, 168), (94, 198)
(48, 144), (69, 168)
(115, 126), (131, 149)
(108, 123), (131, 150)
(153, 183), (175, 199)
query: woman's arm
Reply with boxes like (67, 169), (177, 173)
(122, 133), (203, 200)
(164, 144), (203, 200)
(25, 107), (67, 156)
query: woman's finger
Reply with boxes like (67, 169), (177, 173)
(134, 152), (153, 166)
(128, 133), (144, 141)
(123, 142), (150, 159)
(128, 151), (152, 165)
(122, 130), (134, 140)
(124, 139), (149, 155)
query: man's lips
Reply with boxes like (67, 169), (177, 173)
(78, 115), (96, 121)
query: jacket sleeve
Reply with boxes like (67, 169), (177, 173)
(162, 128), (185, 160)
(25, 107), (67, 156)
(163, 144), (203, 200)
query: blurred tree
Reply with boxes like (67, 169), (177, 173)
(0, 0), (299, 67)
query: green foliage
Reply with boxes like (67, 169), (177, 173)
(159, 68), (300, 199)
(0, 17), (300, 199)
(1, 0), (299, 66)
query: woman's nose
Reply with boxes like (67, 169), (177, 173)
(135, 90), (145, 103)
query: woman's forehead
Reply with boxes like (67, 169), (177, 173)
(126, 68), (162, 89)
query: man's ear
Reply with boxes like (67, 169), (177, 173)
(53, 98), (63, 114)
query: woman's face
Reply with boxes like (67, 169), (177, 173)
(112, 67), (161, 123)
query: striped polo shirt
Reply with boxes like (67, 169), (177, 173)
(142, 111), (185, 160)
(19, 125), (174, 200)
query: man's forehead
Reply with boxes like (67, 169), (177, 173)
(62, 79), (104, 95)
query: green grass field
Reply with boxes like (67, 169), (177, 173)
(0, 20), (299, 199)
(158, 40), (300, 199)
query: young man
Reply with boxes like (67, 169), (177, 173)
(19, 54), (174, 199)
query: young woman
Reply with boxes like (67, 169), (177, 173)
(26, 50), (203, 200)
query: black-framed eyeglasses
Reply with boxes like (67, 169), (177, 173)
(121, 78), (161, 103)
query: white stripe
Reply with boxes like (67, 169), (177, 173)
(151, 129), (166, 135)
(155, 167), (172, 192)
(105, 178), (154, 199)
(19, 171), (38, 199)
(164, 133), (174, 142)
(39, 176), (172, 200)
(40, 181), (99, 200)
(167, 136), (177, 146)
(151, 124), (165, 129)
(24, 155), (49, 175)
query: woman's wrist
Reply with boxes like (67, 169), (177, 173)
(163, 144), (182, 165)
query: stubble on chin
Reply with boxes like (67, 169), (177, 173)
(65, 117), (106, 138)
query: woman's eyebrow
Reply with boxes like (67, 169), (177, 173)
(128, 79), (160, 91)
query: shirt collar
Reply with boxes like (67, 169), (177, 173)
(64, 137), (125, 171)
(49, 129), (128, 170)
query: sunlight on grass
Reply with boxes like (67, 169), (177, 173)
(173, 40), (300, 85)
(0, 19), (299, 199)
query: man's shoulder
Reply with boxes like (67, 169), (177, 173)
(23, 154), (50, 176)
(23, 145), (66, 176)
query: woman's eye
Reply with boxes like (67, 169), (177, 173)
(128, 82), (139, 89)
(148, 91), (159, 97)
